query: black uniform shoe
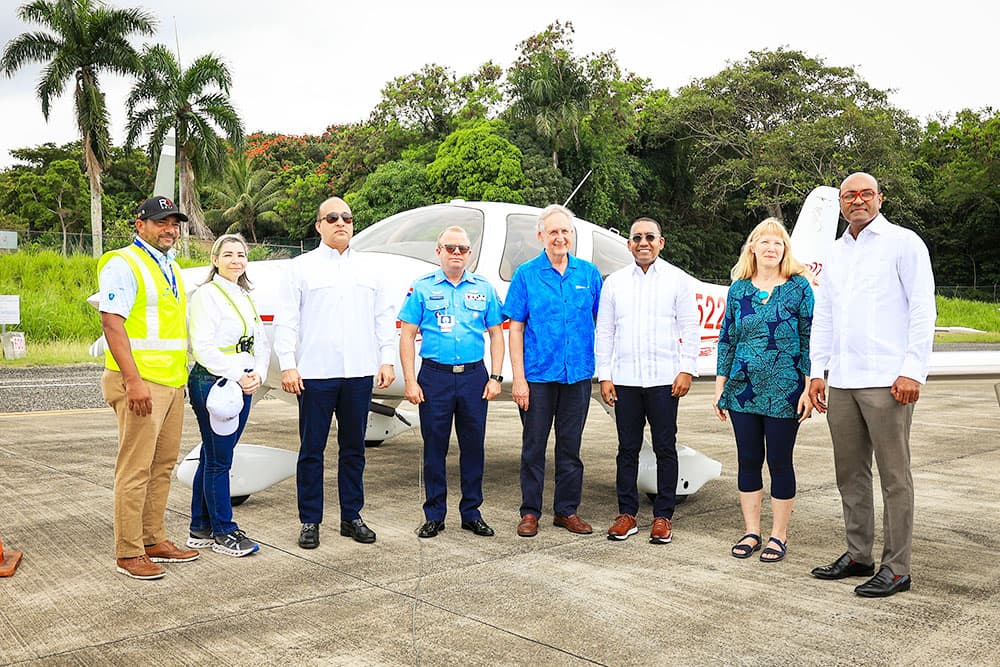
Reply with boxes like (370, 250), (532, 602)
(298, 523), (319, 549)
(461, 518), (495, 537)
(417, 520), (446, 538)
(810, 552), (876, 580)
(855, 566), (912, 597)
(340, 518), (376, 544)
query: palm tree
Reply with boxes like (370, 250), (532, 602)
(125, 44), (244, 240)
(1, 0), (156, 257)
(203, 153), (283, 243)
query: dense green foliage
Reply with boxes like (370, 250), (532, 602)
(3, 16), (998, 288)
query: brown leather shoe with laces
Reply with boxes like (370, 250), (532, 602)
(116, 554), (166, 580)
(607, 514), (638, 541)
(145, 540), (199, 563)
(553, 514), (593, 534)
(650, 517), (673, 544)
(517, 514), (539, 537)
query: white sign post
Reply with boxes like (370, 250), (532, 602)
(0, 231), (17, 250)
(0, 295), (26, 360)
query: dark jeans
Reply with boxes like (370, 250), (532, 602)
(188, 364), (252, 535)
(296, 376), (373, 524)
(417, 361), (488, 522)
(519, 379), (591, 518)
(613, 384), (679, 518)
(729, 410), (799, 499)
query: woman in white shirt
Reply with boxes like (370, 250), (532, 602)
(186, 234), (269, 557)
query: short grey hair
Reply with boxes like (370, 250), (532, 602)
(536, 204), (575, 234)
(436, 225), (469, 243)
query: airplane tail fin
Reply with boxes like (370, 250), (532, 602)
(789, 185), (840, 283)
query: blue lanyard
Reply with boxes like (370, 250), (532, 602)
(134, 239), (178, 298)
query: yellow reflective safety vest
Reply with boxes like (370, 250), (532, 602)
(98, 243), (188, 387)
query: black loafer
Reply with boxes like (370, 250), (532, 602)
(811, 552), (875, 580)
(340, 518), (376, 544)
(855, 566), (911, 597)
(298, 523), (319, 549)
(417, 520), (446, 538)
(460, 518), (495, 537)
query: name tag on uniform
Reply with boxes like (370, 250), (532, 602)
(438, 313), (454, 333)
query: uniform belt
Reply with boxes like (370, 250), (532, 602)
(421, 359), (484, 374)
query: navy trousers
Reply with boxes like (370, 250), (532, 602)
(519, 379), (591, 518)
(296, 376), (373, 524)
(188, 364), (252, 535)
(417, 362), (488, 522)
(613, 384), (679, 519)
(729, 410), (799, 499)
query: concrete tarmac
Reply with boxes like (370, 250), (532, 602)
(0, 378), (998, 666)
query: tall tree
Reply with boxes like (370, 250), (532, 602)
(1, 0), (156, 256)
(203, 154), (282, 243)
(125, 44), (244, 239)
(17, 158), (88, 255)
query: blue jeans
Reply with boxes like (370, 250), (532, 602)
(519, 380), (591, 518)
(296, 376), (373, 524)
(613, 384), (679, 518)
(188, 364), (252, 535)
(417, 362), (488, 522)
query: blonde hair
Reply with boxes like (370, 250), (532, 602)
(205, 233), (253, 291)
(730, 218), (811, 282)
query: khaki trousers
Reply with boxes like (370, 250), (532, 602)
(828, 387), (915, 576)
(102, 370), (185, 558)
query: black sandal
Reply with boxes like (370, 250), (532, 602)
(731, 533), (762, 559)
(759, 536), (787, 563)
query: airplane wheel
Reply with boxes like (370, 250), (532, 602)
(365, 440), (384, 448)
(231, 495), (250, 507)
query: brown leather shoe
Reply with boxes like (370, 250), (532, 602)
(607, 514), (638, 541)
(553, 514), (593, 534)
(145, 540), (199, 563)
(116, 554), (166, 580)
(517, 514), (539, 537)
(650, 517), (673, 544)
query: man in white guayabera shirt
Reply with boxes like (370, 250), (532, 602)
(808, 172), (935, 598)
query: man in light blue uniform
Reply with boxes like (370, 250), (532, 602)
(399, 226), (505, 538)
(504, 204), (603, 538)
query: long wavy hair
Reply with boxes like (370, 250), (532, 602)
(204, 233), (253, 291)
(730, 218), (811, 282)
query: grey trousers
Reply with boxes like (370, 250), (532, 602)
(828, 387), (915, 576)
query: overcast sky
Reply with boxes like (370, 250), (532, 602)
(1, 0), (996, 169)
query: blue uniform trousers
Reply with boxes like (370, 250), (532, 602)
(188, 364), (252, 535)
(418, 361), (488, 522)
(613, 384), (679, 519)
(296, 376), (373, 524)
(519, 379), (591, 518)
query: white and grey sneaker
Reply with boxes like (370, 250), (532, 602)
(186, 527), (214, 549)
(212, 529), (260, 557)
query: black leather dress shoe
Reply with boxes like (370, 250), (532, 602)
(417, 520), (446, 538)
(298, 523), (319, 549)
(855, 566), (912, 597)
(811, 552), (876, 580)
(340, 518), (376, 544)
(460, 518), (495, 537)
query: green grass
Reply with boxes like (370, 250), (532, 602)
(0, 339), (96, 366)
(935, 295), (1000, 333)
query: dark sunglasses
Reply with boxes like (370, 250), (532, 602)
(318, 212), (354, 223)
(630, 233), (661, 243)
(439, 244), (471, 255)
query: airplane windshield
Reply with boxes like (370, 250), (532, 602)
(499, 213), (577, 281)
(352, 206), (484, 271)
(592, 231), (633, 279)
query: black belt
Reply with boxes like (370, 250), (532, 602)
(421, 359), (484, 374)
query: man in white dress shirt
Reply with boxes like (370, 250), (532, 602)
(595, 217), (700, 544)
(273, 197), (396, 549)
(808, 172), (935, 597)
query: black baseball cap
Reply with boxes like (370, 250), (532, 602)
(137, 195), (189, 222)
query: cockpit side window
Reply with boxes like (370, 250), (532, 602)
(351, 206), (485, 271)
(499, 213), (578, 281)
(591, 231), (632, 279)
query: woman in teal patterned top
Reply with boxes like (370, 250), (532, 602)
(714, 218), (814, 563)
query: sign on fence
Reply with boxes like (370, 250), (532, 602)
(0, 231), (16, 250)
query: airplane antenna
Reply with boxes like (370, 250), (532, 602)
(173, 16), (181, 64)
(563, 169), (592, 207)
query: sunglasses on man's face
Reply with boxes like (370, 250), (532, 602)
(630, 233), (661, 244)
(439, 244), (471, 255)
(318, 212), (354, 223)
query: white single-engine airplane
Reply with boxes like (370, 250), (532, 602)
(88, 187), (1000, 506)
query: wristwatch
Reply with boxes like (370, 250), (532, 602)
(489, 374), (503, 382)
